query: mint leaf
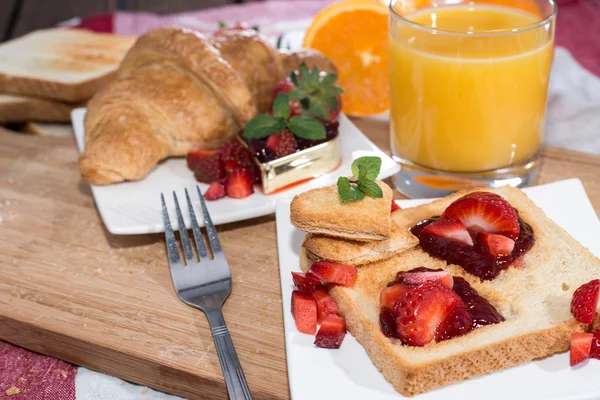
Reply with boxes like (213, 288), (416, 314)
(290, 71), (299, 86)
(298, 63), (310, 80)
(276, 35), (284, 49)
(321, 72), (337, 86)
(327, 96), (339, 112)
(358, 180), (383, 198)
(351, 156), (382, 180)
(306, 98), (330, 120)
(288, 116), (326, 140)
(337, 177), (365, 202)
(218, 21), (227, 29)
(357, 164), (368, 182)
(243, 114), (279, 139)
(286, 88), (304, 100)
(272, 93), (290, 119)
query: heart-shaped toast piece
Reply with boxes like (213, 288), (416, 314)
(290, 180), (393, 241)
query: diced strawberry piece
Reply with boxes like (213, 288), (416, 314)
(225, 160), (240, 173)
(571, 279), (600, 324)
(312, 288), (338, 323)
(590, 330), (600, 359)
(570, 332), (593, 366)
(380, 283), (409, 313)
(291, 290), (317, 334)
(395, 281), (464, 346)
(479, 232), (515, 258)
(291, 272), (321, 293)
(397, 270), (454, 289)
(204, 182), (226, 201)
(225, 168), (254, 199)
(435, 306), (473, 342)
(391, 200), (401, 212)
(266, 130), (297, 158)
(219, 139), (257, 175)
(187, 150), (225, 183)
(308, 261), (357, 287)
(314, 314), (346, 349)
(442, 192), (520, 239)
(423, 220), (474, 246)
(306, 270), (321, 281)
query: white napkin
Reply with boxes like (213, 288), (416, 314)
(546, 47), (600, 154)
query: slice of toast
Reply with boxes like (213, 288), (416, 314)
(0, 94), (75, 123)
(24, 122), (74, 137)
(299, 185), (599, 396)
(290, 180), (393, 241)
(303, 211), (418, 265)
(0, 29), (135, 103)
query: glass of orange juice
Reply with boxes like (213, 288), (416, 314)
(389, 0), (556, 198)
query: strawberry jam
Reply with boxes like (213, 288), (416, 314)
(379, 268), (504, 343)
(410, 216), (534, 280)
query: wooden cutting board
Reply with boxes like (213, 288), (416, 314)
(1, 121), (600, 400)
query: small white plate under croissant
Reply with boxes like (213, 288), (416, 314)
(72, 108), (397, 234)
(72, 26), (398, 234)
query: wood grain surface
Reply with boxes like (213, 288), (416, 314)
(1, 122), (599, 400)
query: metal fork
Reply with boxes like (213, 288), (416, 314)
(161, 187), (252, 400)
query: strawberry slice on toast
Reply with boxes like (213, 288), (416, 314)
(423, 220), (474, 246)
(442, 192), (520, 239)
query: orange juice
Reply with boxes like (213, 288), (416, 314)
(390, 4), (554, 172)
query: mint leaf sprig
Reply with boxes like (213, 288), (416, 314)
(287, 63), (343, 121)
(337, 156), (383, 202)
(243, 93), (326, 141)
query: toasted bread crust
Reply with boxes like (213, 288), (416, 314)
(0, 94), (76, 123)
(290, 180), (392, 241)
(298, 186), (598, 396)
(303, 212), (418, 265)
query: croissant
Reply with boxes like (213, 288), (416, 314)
(79, 26), (336, 185)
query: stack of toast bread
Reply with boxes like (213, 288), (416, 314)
(0, 28), (135, 132)
(290, 180), (600, 396)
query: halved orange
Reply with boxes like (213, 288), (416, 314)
(303, 1), (389, 117)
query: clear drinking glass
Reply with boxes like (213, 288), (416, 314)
(389, 0), (557, 198)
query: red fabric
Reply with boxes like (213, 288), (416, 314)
(0, 341), (76, 400)
(555, 0), (600, 77)
(72, 14), (114, 33)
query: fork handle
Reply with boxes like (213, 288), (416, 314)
(206, 309), (253, 400)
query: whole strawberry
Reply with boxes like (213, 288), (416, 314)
(266, 130), (297, 158)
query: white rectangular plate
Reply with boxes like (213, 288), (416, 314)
(71, 108), (399, 235)
(276, 179), (600, 400)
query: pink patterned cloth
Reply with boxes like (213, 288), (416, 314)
(0, 341), (76, 399)
(70, 0), (600, 77)
(554, 0), (600, 77)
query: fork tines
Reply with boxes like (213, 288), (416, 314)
(160, 186), (222, 265)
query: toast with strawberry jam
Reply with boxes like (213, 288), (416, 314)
(298, 185), (600, 396)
